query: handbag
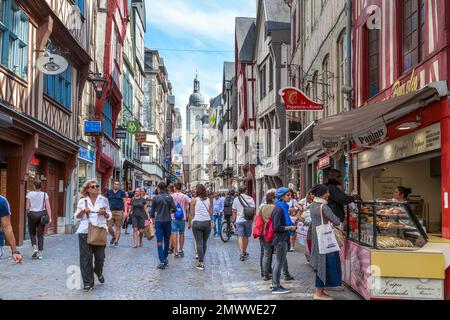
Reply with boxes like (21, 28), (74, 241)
(145, 220), (155, 240)
(31, 193), (49, 225)
(85, 200), (107, 246)
(315, 204), (340, 254)
(238, 195), (256, 221)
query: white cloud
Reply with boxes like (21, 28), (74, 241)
(146, 0), (253, 42)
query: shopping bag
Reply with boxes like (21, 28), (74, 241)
(315, 205), (340, 254)
(145, 221), (155, 241)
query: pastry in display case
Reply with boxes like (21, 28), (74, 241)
(345, 201), (428, 250)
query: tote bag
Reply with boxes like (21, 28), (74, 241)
(315, 204), (340, 254)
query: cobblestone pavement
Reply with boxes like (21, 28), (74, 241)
(0, 231), (360, 300)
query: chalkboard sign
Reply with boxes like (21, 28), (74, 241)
(373, 177), (402, 199)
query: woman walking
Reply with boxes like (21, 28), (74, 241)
(131, 188), (150, 248)
(188, 184), (213, 270)
(271, 188), (297, 294)
(75, 179), (112, 292)
(308, 184), (344, 300)
(26, 181), (52, 259)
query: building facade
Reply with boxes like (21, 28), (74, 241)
(0, 0), (92, 244)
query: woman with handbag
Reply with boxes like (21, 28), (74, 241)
(75, 179), (112, 292)
(26, 181), (52, 260)
(307, 184), (344, 300)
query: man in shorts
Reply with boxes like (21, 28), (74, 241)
(107, 180), (127, 247)
(232, 185), (256, 261)
(170, 182), (191, 257)
(0, 195), (22, 264)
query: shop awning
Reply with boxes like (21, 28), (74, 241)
(279, 121), (316, 162)
(313, 82), (448, 140)
(123, 160), (155, 179)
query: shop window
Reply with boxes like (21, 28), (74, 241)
(402, 0), (425, 72)
(0, 0), (28, 79)
(269, 57), (273, 92)
(367, 28), (380, 98)
(44, 61), (72, 110)
(102, 100), (113, 138)
(259, 64), (266, 100)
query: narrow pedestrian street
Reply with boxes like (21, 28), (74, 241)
(0, 232), (359, 300)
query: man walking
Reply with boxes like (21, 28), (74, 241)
(0, 195), (22, 263)
(170, 182), (191, 257)
(150, 182), (177, 269)
(107, 180), (127, 247)
(232, 185), (256, 261)
(212, 192), (224, 238)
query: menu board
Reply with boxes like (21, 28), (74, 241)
(373, 177), (402, 199)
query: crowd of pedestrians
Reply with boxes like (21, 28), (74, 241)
(1, 168), (358, 298)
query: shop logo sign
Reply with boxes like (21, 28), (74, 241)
(354, 122), (387, 148)
(126, 120), (140, 134)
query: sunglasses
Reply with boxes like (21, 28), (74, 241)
(89, 185), (100, 189)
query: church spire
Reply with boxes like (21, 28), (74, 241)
(193, 71), (200, 93)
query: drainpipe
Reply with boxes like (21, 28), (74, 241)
(344, 0), (353, 193)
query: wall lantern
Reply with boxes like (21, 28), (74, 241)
(87, 72), (108, 99)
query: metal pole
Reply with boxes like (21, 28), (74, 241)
(344, 0), (353, 193)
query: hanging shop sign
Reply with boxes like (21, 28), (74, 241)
(279, 87), (324, 111)
(358, 123), (440, 170)
(354, 121), (388, 148)
(140, 145), (150, 157)
(115, 126), (127, 139)
(78, 147), (94, 163)
(321, 137), (343, 156)
(318, 155), (330, 169)
(126, 120), (140, 134)
(287, 155), (307, 167)
(135, 132), (147, 143)
(84, 120), (101, 136)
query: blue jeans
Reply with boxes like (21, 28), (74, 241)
(155, 221), (172, 263)
(213, 214), (222, 236)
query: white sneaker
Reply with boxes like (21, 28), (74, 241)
(37, 251), (43, 260)
(32, 245), (38, 259)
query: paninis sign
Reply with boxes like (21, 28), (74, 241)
(279, 87), (324, 111)
(354, 122), (388, 148)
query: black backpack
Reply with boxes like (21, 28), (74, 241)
(223, 196), (234, 216)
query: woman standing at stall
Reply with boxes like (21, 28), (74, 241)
(131, 188), (150, 248)
(26, 181), (52, 260)
(308, 184), (344, 300)
(75, 179), (112, 292)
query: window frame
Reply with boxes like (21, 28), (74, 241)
(102, 99), (114, 138)
(367, 27), (380, 99)
(44, 61), (73, 111)
(401, 0), (425, 73)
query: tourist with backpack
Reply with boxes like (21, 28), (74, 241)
(232, 185), (256, 261)
(170, 182), (191, 258)
(269, 187), (297, 294)
(212, 192), (224, 238)
(223, 189), (235, 232)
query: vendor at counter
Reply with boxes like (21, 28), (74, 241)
(393, 186), (412, 202)
(325, 169), (355, 222)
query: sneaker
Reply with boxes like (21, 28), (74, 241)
(32, 246), (39, 259)
(113, 242), (118, 248)
(37, 251), (43, 260)
(164, 259), (169, 266)
(272, 286), (291, 294)
(97, 275), (105, 284)
(110, 237), (116, 246)
(244, 252), (250, 259)
(157, 263), (166, 270)
(195, 254), (199, 260)
(284, 275), (295, 281)
(289, 248), (295, 252)
(196, 263), (205, 271)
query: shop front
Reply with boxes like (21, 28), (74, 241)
(311, 82), (450, 299)
(96, 136), (120, 189)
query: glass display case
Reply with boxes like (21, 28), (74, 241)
(346, 201), (428, 250)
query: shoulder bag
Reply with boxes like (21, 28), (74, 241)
(315, 204), (340, 254)
(85, 200), (107, 246)
(238, 195), (256, 221)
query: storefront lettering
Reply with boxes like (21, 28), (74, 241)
(390, 69), (419, 98)
(373, 277), (444, 300)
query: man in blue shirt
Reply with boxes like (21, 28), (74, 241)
(0, 195), (22, 263)
(107, 180), (127, 247)
(212, 192), (224, 238)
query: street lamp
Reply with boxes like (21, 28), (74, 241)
(87, 72), (108, 99)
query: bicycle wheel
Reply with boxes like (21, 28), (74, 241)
(220, 221), (231, 242)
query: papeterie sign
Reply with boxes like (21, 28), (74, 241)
(279, 87), (324, 111)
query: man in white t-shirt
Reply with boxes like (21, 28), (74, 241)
(232, 185), (256, 261)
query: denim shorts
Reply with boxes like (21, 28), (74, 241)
(236, 220), (253, 238)
(171, 219), (186, 233)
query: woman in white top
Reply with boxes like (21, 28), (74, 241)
(26, 181), (52, 260)
(188, 184), (213, 271)
(75, 179), (112, 292)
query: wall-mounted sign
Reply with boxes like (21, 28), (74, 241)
(354, 121), (387, 148)
(78, 147), (94, 163)
(279, 87), (324, 111)
(373, 177), (402, 199)
(140, 145), (150, 157)
(175, 168), (182, 177)
(115, 126), (127, 139)
(126, 120), (140, 134)
(384, 69), (420, 100)
(84, 120), (101, 136)
(135, 132), (147, 143)
(31, 157), (41, 166)
(318, 155), (330, 169)
(358, 123), (441, 170)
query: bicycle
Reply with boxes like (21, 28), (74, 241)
(220, 216), (235, 243)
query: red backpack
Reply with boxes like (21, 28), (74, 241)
(252, 214), (264, 239)
(264, 212), (276, 243)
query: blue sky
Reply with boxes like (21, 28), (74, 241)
(145, 0), (256, 134)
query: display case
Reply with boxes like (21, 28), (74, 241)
(346, 201), (428, 250)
